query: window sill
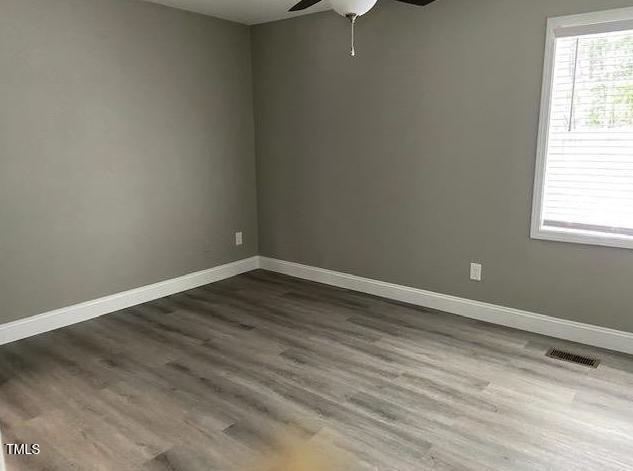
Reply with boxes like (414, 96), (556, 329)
(531, 226), (633, 250)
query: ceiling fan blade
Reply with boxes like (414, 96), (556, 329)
(289, 0), (324, 12)
(392, 0), (437, 5)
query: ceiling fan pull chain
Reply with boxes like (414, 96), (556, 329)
(347, 14), (357, 57)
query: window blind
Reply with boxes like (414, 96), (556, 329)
(542, 29), (633, 238)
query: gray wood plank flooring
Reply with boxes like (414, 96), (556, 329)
(1, 269), (633, 470)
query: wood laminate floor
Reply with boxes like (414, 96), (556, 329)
(1, 270), (633, 470)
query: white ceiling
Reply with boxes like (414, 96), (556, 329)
(144, 0), (333, 25)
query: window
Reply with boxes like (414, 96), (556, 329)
(532, 8), (633, 249)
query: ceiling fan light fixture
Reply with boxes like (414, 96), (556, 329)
(329, 0), (379, 56)
(288, 0), (439, 57)
(330, 0), (378, 17)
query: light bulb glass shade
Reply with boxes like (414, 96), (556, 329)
(330, 0), (378, 17)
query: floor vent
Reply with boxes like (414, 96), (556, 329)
(546, 348), (600, 368)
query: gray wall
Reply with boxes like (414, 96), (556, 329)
(0, 0), (257, 323)
(252, 0), (633, 332)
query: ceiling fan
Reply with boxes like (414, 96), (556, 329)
(289, 0), (438, 56)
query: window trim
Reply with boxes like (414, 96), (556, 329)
(531, 6), (633, 250)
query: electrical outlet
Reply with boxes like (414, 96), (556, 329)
(235, 232), (243, 246)
(470, 263), (482, 282)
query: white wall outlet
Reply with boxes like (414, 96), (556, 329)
(470, 263), (482, 282)
(235, 231), (243, 246)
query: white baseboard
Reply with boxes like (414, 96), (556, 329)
(0, 256), (259, 346)
(4, 255), (632, 355)
(259, 257), (633, 355)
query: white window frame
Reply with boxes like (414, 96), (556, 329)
(531, 7), (633, 250)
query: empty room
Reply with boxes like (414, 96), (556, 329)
(2, 0), (633, 469)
